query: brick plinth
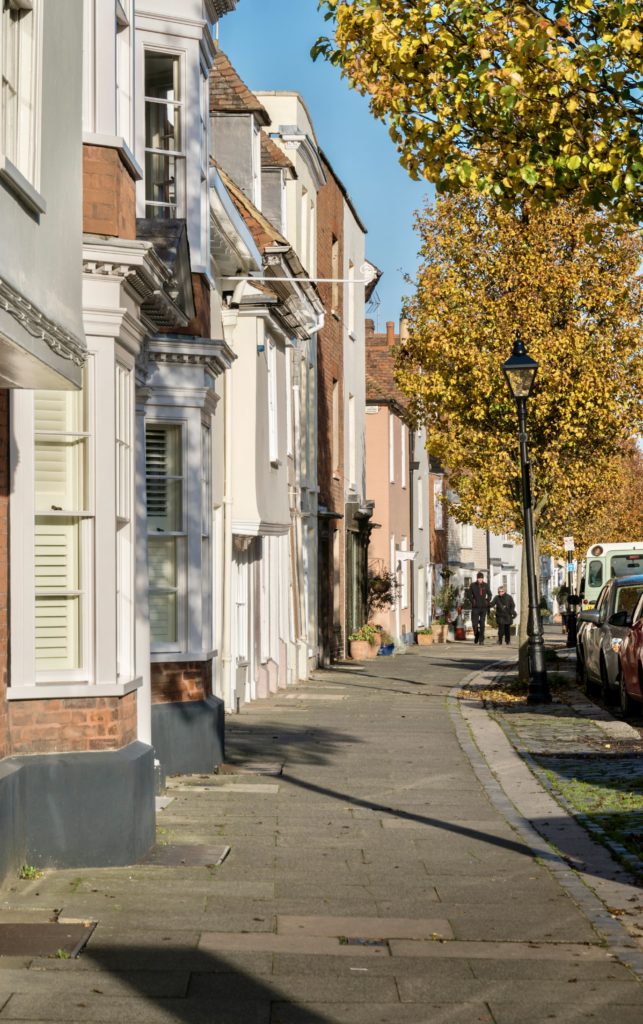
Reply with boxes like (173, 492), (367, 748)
(0, 392), (8, 759)
(151, 661), (213, 705)
(8, 692), (138, 755)
(83, 144), (136, 239)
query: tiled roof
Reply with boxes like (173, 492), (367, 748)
(209, 50), (270, 124)
(217, 166), (289, 253)
(261, 132), (295, 172)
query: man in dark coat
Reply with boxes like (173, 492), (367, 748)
(490, 585), (517, 645)
(468, 572), (492, 645)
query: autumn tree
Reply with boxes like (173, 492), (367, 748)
(315, 1), (643, 222)
(394, 195), (643, 676)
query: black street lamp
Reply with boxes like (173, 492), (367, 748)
(502, 332), (551, 704)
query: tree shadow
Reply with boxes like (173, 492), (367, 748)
(83, 944), (332, 1024)
(224, 721), (363, 767)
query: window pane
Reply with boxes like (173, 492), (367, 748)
(148, 538), (178, 645)
(145, 52), (179, 103)
(145, 99), (181, 152)
(145, 152), (179, 210)
(35, 437), (87, 511)
(588, 560), (603, 588)
(35, 517), (80, 591)
(146, 425), (182, 530)
(35, 596), (81, 671)
(148, 537), (177, 589)
(150, 592), (177, 645)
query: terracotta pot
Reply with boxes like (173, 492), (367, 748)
(431, 625), (448, 643)
(417, 633), (433, 646)
(366, 641), (380, 658)
(350, 640), (375, 660)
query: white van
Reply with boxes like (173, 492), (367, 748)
(581, 543), (643, 609)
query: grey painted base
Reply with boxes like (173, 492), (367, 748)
(0, 741), (155, 883)
(152, 696), (225, 776)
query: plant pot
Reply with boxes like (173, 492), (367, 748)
(378, 643), (395, 656)
(431, 625), (448, 643)
(416, 633), (433, 646)
(349, 640), (371, 660)
(366, 640), (380, 658)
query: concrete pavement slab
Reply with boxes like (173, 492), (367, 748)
(270, 1002), (495, 1024)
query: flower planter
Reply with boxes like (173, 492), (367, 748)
(378, 643), (395, 656)
(349, 639), (377, 661)
(416, 632), (433, 646)
(431, 625), (448, 644)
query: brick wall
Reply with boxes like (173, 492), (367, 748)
(317, 157), (346, 659)
(8, 692), (137, 755)
(0, 393), (8, 760)
(151, 661), (213, 705)
(83, 145), (136, 239)
(176, 274), (211, 339)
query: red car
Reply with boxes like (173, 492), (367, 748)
(617, 592), (643, 714)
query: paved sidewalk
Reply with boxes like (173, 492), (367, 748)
(1, 643), (642, 1023)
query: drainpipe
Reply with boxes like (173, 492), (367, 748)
(221, 281), (246, 714)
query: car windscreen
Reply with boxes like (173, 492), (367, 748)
(611, 554), (643, 579)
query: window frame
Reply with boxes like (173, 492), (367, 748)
(145, 419), (187, 654)
(143, 46), (186, 219)
(0, 0), (45, 212)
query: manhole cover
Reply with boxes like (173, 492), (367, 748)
(0, 922), (95, 958)
(141, 844), (230, 867)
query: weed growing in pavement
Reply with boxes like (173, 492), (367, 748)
(18, 864), (42, 880)
(52, 948), (71, 960)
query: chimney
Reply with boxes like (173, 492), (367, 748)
(386, 321), (395, 347)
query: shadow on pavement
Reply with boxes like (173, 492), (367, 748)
(278, 770), (561, 864)
(225, 722), (363, 766)
(84, 944), (332, 1024)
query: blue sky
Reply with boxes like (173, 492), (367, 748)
(219, 0), (430, 327)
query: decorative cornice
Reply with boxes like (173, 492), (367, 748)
(83, 237), (189, 333)
(0, 276), (86, 367)
(148, 336), (236, 377)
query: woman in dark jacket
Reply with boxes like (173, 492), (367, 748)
(489, 585), (516, 645)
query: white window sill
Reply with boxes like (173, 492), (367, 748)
(150, 650), (217, 664)
(7, 677), (142, 700)
(0, 156), (47, 215)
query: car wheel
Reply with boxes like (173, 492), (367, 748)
(600, 656), (615, 705)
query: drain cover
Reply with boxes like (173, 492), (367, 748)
(0, 922), (95, 958)
(343, 937), (388, 947)
(141, 844), (230, 867)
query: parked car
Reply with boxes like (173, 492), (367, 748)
(576, 574), (643, 702)
(616, 592), (643, 715)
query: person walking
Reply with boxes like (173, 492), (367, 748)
(468, 572), (492, 645)
(490, 584), (517, 645)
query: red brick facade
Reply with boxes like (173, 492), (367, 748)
(151, 661), (213, 705)
(0, 393), (9, 760)
(177, 273), (211, 339)
(7, 692), (137, 755)
(83, 145), (136, 239)
(317, 156), (346, 661)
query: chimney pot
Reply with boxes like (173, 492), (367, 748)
(386, 321), (395, 346)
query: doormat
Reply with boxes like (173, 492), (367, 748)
(0, 921), (95, 958)
(140, 844), (230, 867)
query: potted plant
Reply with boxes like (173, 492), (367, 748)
(348, 624), (380, 660)
(378, 630), (395, 656)
(416, 627), (433, 646)
(367, 568), (399, 619)
(431, 615), (449, 643)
